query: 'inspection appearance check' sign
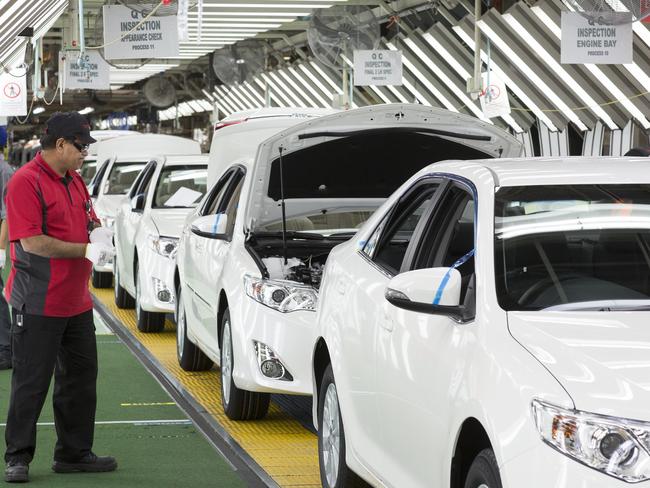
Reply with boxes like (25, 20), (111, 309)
(103, 5), (179, 60)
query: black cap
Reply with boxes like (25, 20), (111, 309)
(44, 112), (96, 144)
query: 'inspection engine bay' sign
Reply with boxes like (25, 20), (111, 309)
(561, 11), (632, 64)
(103, 5), (179, 60)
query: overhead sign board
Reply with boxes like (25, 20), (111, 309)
(62, 51), (110, 90)
(354, 50), (403, 86)
(479, 71), (511, 119)
(103, 5), (179, 60)
(642, 0), (650, 23)
(0, 72), (27, 116)
(561, 11), (633, 64)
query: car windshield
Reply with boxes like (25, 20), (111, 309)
(153, 165), (208, 208)
(495, 184), (650, 311)
(80, 159), (97, 185)
(105, 162), (147, 195)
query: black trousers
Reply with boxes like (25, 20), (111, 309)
(4, 309), (97, 464)
(0, 276), (12, 357)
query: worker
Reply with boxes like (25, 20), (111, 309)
(3, 112), (117, 483)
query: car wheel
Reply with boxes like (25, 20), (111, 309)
(176, 286), (212, 371)
(318, 364), (364, 488)
(464, 448), (502, 488)
(114, 256), (134, 309)
(135, 261), (165, 333)
(220, 308), (270, 420)
(91, 269), (112, 288)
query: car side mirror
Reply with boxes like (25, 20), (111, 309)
(190, 213), (229, 240)
(130, 193), (145, 213)
(385, 267), (467, 321)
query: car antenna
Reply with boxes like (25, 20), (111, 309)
(278, 145), (288, 265)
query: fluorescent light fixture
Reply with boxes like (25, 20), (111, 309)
(33, 106), (45, 115)
(298, 64), (334, 102)
(452, 25), (559, 131)
(213, 86), (239, 114)
(261, 73), (295, 107)
(278, 69), (319, 107)
(78, 107), (94, 115)
(243, 81), (266, 105)
(268, 71), (307, 107)
(503, 13), (617, 130)
(477, 20), (588, 131)
(234, 83), (261, 108)
(228, 86), (254, 109)
(532, 6), (650, 130)
(288, 66), (331, 107)
(385, 84), (409, 103)
(309, 62), (343, 94)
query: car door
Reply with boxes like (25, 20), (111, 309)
(337, 179), (443, 472)
(183, 168), (238, 350)
(119, 159), (159, 293)
(374, 180), (477, 487)
(194, 168), (245, 348)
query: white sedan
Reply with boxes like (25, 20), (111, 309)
(175, 104), (521, 421)
(311, 157), (650, 488)
(114, 155), (208, 332)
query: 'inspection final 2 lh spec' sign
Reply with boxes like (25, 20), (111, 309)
(102, 5), (179, 60)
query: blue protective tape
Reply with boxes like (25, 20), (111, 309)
(212, 213), (221, 234)
(432, 248), (475, 305)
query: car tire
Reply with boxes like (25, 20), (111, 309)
(92, 269), (112, 288)
(176, 286), (213, 371)
(135, 261), (165, 333)
(220, 308), (270, 420)
(463, 448), (502, 488)
(318, 364), (365, 488)
(114, 256), (135, 309)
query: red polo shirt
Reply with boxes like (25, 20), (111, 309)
(5, 153), (99, 317)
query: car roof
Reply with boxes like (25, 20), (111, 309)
(162, 154), (208, 166)
(426, 156), (650, 187)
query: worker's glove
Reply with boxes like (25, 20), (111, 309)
(0, 249), (5, 269)
(85, 242), (115, 267)
(89, 226), (114, 246)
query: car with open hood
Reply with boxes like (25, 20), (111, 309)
(310, 155), (650, 488)
(113, 155), (208, 332)
(174, 104), (521, 421)
(88, 134), (201, 288)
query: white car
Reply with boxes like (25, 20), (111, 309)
(88, 134), (201, 287)
(311, 156), (650, 488)
(80, 130), (140, 185)
(175, 104), (520, 421)
(113, 155), (208, 332)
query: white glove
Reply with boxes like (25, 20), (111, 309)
(0, 249), (5, 269)
(89, 227), (114, 246)
(85, 242), (115, 266)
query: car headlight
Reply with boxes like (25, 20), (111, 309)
(532, 399), (650, 482)
(148, 235), (179, 259)
(244, 275), (317, 313)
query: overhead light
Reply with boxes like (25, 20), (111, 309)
(33, 106), (45, 115)
(262, 73), (297, 107)
(277, 69), (319, 108)
(288, 67), (330, 107)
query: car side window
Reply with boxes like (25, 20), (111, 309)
(414, 183), (476, 317)
(91, 159), (110, 187)
(365, 181), (440, 275)
(129, 160), (156, 199)
(219, 172), (245, 237)
(200, 170), (234, 216)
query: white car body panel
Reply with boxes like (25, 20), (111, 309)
(115, 155), (207, 314)
(312, 157), (650, 487)
(90, 135), (201, 274)
(178, 104), (522, 401)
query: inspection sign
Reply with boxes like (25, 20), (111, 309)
(354, 50), (403, 86)
(0, 72), (27, 116)
(62, 51), (110, 90)
(479, 71), (510, 119)
(103, 5), (179, 60)
(561, 11), (632, 64)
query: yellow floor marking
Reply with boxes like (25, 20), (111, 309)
(120, 402), (177, 407)
(92, 286), (321, 487)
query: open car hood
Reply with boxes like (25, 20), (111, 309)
(245, 104), (522, 231)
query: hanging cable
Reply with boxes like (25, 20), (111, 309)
(41, 81), (61, 106)
(13, 96), (37, 125)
